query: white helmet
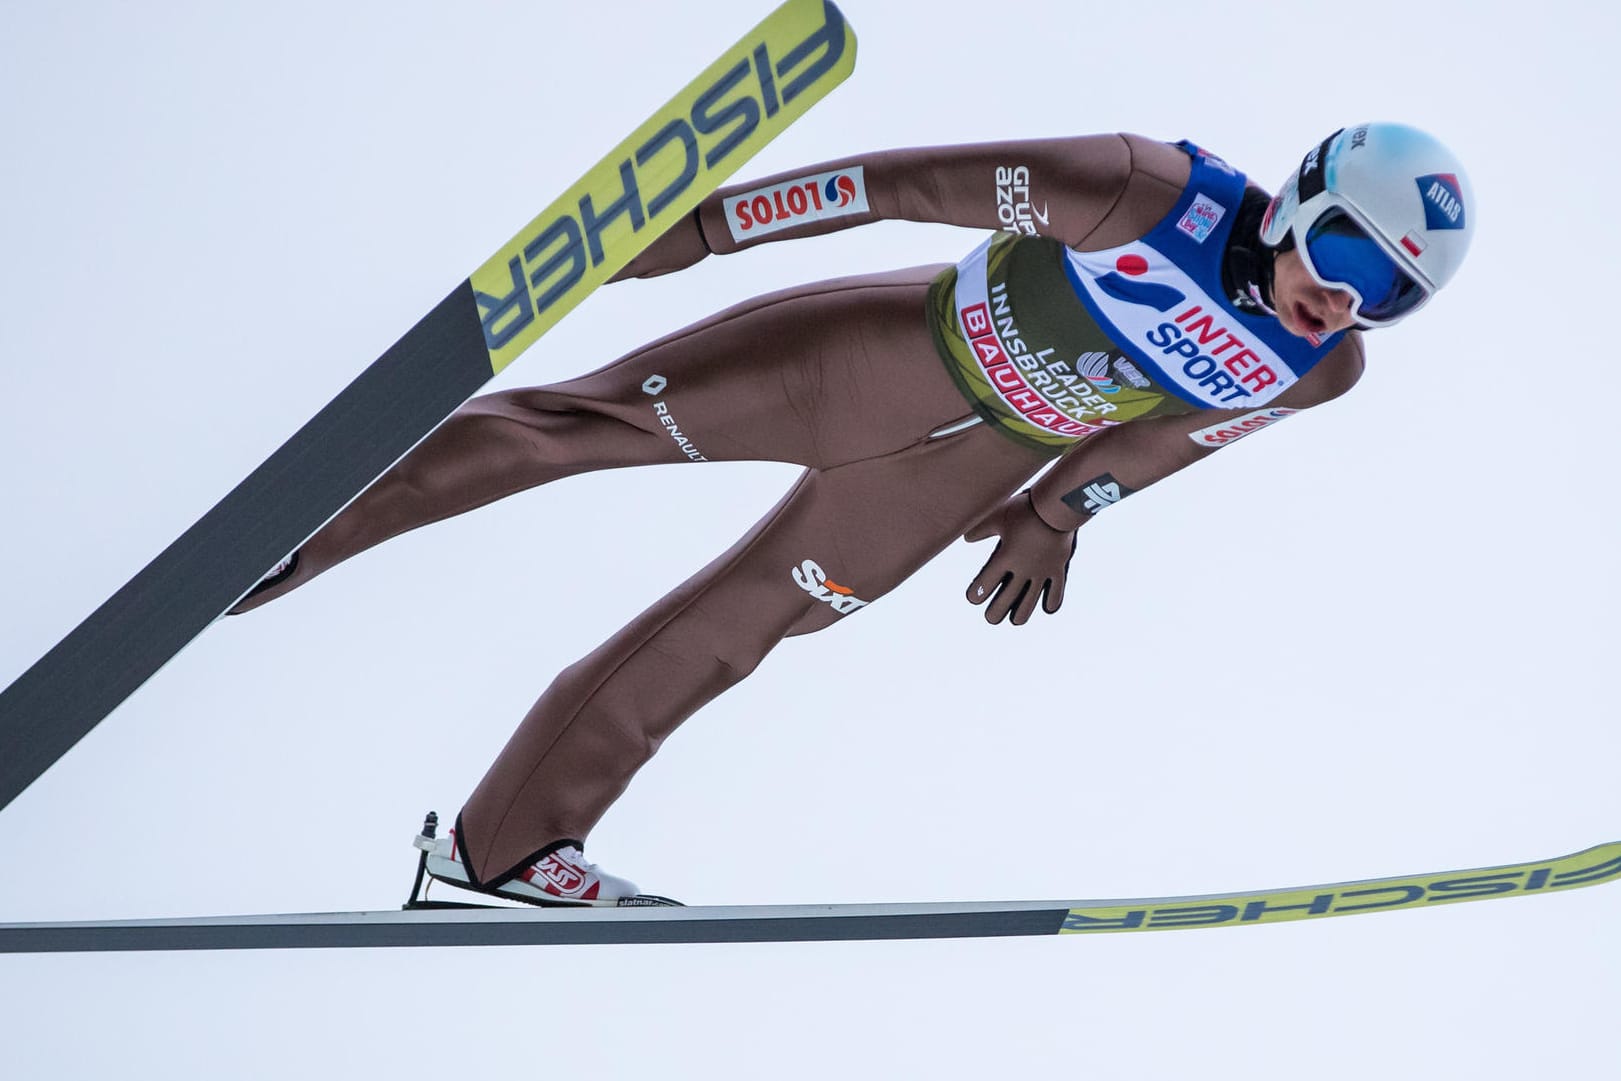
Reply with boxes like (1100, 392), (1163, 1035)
(1260, 123), (1474, 327)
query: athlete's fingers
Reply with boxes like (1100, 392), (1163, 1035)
(1041, 575), (1064, 615)
(966, 549), (1008, 605)
(1044, 534), (1076, 614)
(1009, 577), (1043, 626)
(985, 576), (1028, 625)
(976, 572), (1012, 618)
(980, 577), (1010, 623)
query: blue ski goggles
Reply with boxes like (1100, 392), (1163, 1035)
(1298, 207), (1431, 328)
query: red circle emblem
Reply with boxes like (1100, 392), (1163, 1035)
(1116, 254), (1149, 276)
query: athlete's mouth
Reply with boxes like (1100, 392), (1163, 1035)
(1292, 301), (1328, 336)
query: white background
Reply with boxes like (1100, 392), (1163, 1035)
(2, 1), (1615, 1077)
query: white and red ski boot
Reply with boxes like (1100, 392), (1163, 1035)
(414, 814), (644, 907)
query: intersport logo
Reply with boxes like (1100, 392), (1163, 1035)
(724, 166), (868, 241)
(1067, 243), (1301, 409)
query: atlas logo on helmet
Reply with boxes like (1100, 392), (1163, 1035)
(1417, 173), (1466, 230)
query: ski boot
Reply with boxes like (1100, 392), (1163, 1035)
(405, 812), (679, 909)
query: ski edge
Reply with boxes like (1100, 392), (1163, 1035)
(1, 840), (1613, 954)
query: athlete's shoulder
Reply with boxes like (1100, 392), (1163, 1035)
(1118, 133), (1194, 189)
(1079, 135), (1192, 249)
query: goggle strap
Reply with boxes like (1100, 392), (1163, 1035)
(1296, 129), (1341, 204)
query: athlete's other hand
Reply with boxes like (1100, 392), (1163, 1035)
(608, 208), (711, 281)
(962, 492), (1078, 626)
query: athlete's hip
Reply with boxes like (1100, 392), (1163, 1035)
(515, 264), (982, 469)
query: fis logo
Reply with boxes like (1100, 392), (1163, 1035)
(791, 559), (869, 615)
(1417, 173), (1466, 230)
(1076, 351), (1121, 394)
(474, 3), (851, 356)
(724, 166), (868, 240)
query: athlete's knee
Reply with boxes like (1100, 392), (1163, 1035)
(438, 393), (551, 447)
(709, 636), (775, 682)
(395, 396), (572, 489)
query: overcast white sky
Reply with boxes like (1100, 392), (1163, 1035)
(2, 1), (1616, 1077)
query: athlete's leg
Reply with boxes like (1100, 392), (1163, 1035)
(454, 422), (1047, 884)
(234, 266), (964, 612)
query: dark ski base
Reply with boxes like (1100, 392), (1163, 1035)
(0, 903), (1070, 954)
(0, 287), (488, 811)
(3, 839), (1614, 954)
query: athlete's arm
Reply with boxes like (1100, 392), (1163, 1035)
(613, 133), (1178, 279)
(965, 334), (1366, 624)
(1031, 334), (1365, 531)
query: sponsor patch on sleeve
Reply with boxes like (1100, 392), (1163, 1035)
(1061, 473), (1135, 517)
(1176, 193), (1226, 243)
(723, 166), (869, 243)
(1189, 407), (1297, 448)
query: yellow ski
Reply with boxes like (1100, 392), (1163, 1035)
(0, 0), (858, 812)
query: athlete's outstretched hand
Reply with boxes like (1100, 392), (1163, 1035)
(962, 492), (1078, 626)
(609, 208), (711, 281)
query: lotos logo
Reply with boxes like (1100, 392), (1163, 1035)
(1188, 406), (1297, 447)
(725, 166), (869, 241)
(791, 559), (869, 615)
(825, 173), (858, 206)
(1094, 254), (1186, 312)
(1417, 173), (1465, 231)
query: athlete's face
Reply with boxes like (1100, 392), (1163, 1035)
(1272, 248), (1358, 338)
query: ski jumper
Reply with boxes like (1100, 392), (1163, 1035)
(237, 134), (1365, 886)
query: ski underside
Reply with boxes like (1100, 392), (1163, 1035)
(1, 840), (1614, 954)
(0, 0), (857, 812)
